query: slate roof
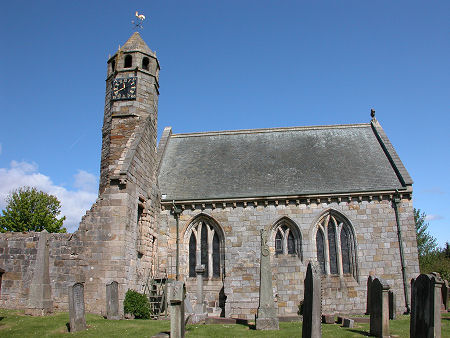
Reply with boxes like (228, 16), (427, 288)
(158, 122), (412, 201)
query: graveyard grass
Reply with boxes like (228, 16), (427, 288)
(0, 309), (449, 337)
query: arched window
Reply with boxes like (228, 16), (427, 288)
(316, 230), (325, 274)
(187, 216), (224, 279)
(142, 57), (150, 70)
(315, 211), (357, 278)
(273, 218), (302, 260)
(124, 54), (132, 68)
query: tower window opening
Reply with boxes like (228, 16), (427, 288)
(124, 55), (132, 68)
(111, 60), (116, 72)
(142, 57), (150, 70)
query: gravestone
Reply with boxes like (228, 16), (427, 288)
(255, 229), (279, 330)
(441, 279), (448, 311)
(388, 290), (396, 320)
(25, 230), (53, 316)
(191, 264), (207, 323)
(321, 314), (334, 324)
(302, 261), (322, 338)
(410, 273), (444, 338)
(69, 282), (86, 332)
(106, 281), (120, 320)
(168, 281), (186, 338)
(369, 277), (390, 338)
(365, 274), (374, 315)
(343, 318), (354, 328)
(410, 278), (416, 336)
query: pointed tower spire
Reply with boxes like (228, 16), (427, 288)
(120, 32), (154, 56)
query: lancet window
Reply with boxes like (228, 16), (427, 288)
(315, 211), (357, 277)
(187, 216), (223, 279)
(273, 218), (302, 260)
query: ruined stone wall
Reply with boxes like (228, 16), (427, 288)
(160, 196), (419, 320)
(0, 232), (84, 311)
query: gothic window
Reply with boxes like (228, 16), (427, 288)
(187, 216), (224, 279)
(340, 225), (352, 274)
(273, 218), (302, 260)
(142, 57), (150, 70)
(189, 233), (196, 277)
(316, 230), (326, 274)
(124, 54), (132, 68)
(315, 211), (357, 278)
(111, 60), (116, 72)
(275, 230), (283, 254)
(328, 222), (338, 274)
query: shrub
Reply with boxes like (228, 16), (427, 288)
(123, 289), (151, 319)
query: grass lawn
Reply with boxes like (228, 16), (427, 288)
(0, 309), (449, 337)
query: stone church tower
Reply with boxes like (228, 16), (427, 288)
(74, 32), (162, 313)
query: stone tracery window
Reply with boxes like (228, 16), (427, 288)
(315, 211), (356, 278)
(273, 218), (302, 260)
(187, 216), (223, 278)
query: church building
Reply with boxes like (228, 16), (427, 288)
(0, 32), (420, 319)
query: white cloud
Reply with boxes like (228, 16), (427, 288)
(74, 170), (98, 193)
(425, 214), (444, 221)
(0, 161), (98, 233)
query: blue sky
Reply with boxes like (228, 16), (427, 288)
(0, 1), (448, 246)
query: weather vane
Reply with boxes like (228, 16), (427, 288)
(132, 11), (146, 31)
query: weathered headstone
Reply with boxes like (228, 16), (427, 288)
(441, 279), (448, 311)
(369, 277), (390, 338)
(343, 318), (354, 328)
(255, 229), (279, 330)
(410, 278), (416, 336)
(191, 264), (207, 323)
(388, 290), (396, 320)
(106, 281), (120, 320)
(321, 314), (334, 324)
(25, 230), (53, 316)
(410, 273), (444, 338)
(302, 261), (321, 338)
(168, 281), (186, 338)
(69, 282), (86, 332)
(365, 274), (374, 315)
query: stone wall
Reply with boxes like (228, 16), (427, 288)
(0, 231), (84, 311)
(160, 195), (419, 320)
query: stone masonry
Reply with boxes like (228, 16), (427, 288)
(159, 195), (419, 319)
(0, 32), (420, 321)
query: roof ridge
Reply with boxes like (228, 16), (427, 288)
(170, 123), (371, 138)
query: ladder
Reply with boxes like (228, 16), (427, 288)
(143, 266), (170, 319)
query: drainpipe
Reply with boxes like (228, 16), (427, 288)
(172, 201), (182, 281)
(392, 191), (410, 314)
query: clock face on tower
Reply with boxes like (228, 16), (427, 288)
(112, 77), (137, 100)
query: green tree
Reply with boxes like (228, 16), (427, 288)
(414, 208), (438, 258)
(0, 187), (66, 233)
(414, 208), (450, 281)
